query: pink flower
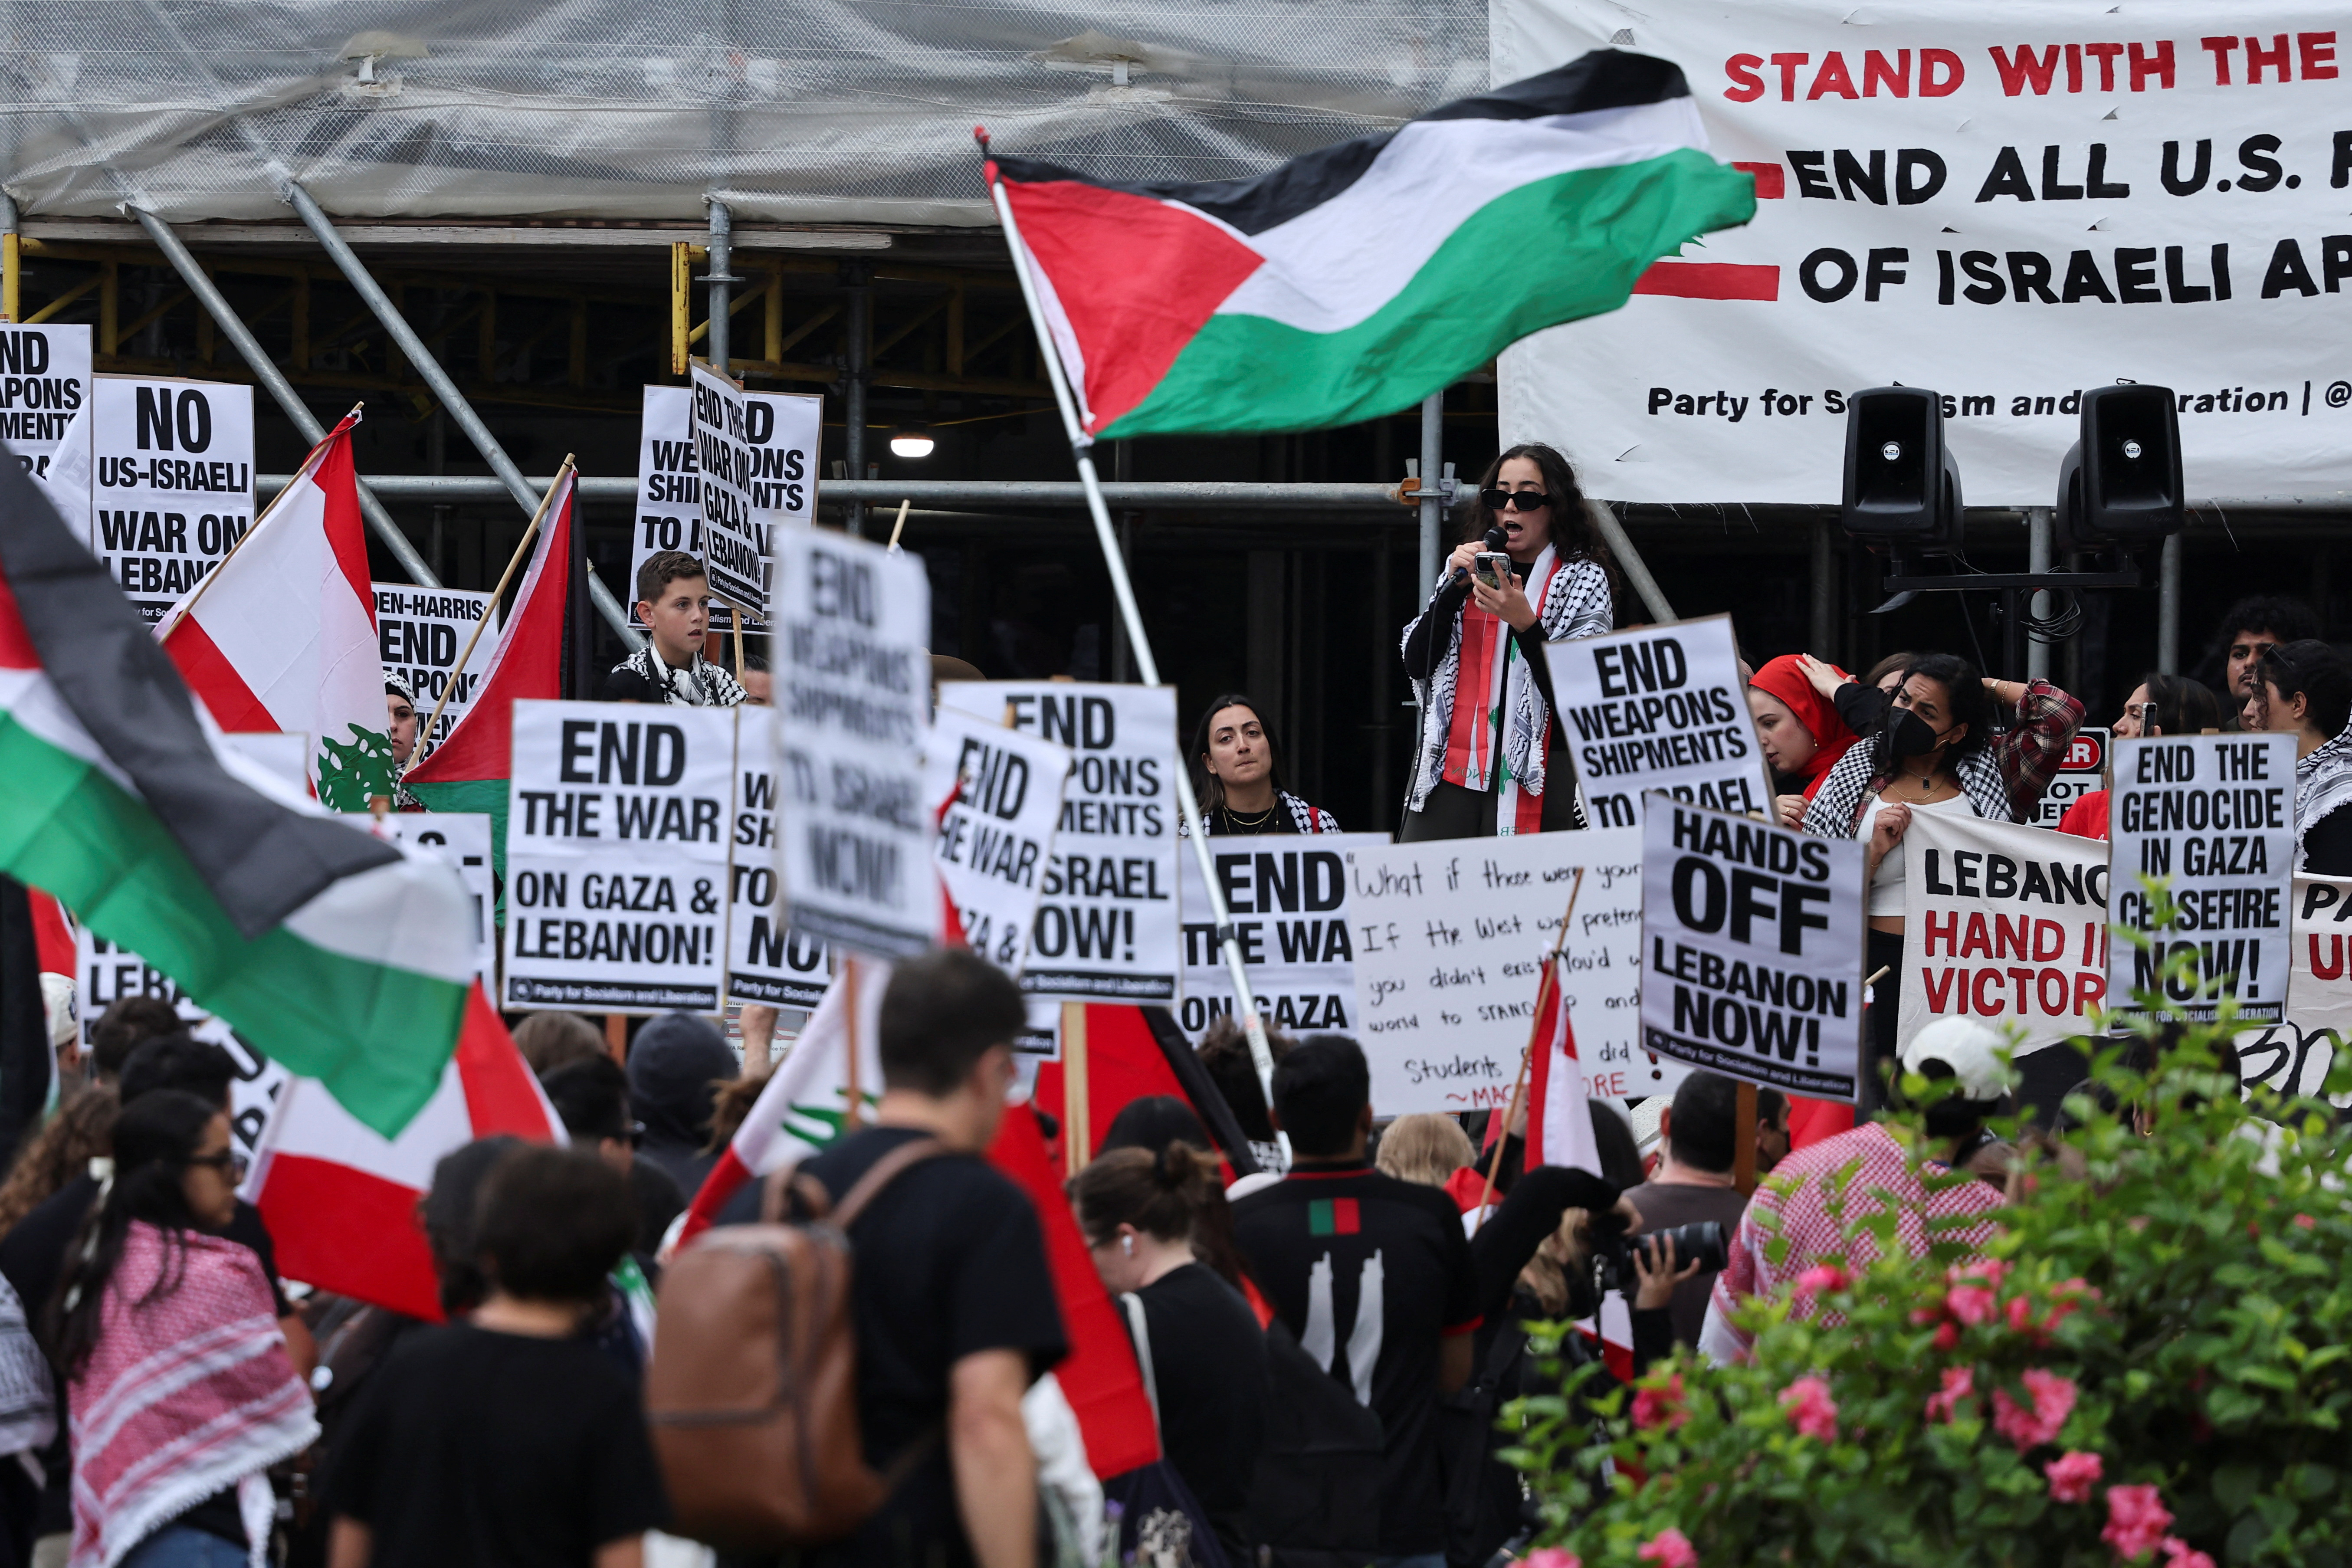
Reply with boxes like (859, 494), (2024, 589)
(1947, 1284), (1999, 1325)
(2158, 1539), (2214, 1568)
(2007, 1296), (2037, 1333)
(2102, 1484), (2175, 1561)
(1792, 1263), (1849, 1301)
(1518, 1550), (1581, 1568)
(1933, 1320), (1960, 1352)
(1632, 1374), (1687, 1431)
(2044, 1450), (2103, 1502)
(2293, 1213), (2316, 1230)
(1637, 1529), (1696, 1568)
(1778, 1375), (1839, 1443)
(1950, 1258), (2010, 1287)
(1991, 1369), (2077, 1450)
(1925, 1365), (1974, 1423)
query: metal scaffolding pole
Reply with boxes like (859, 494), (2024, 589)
(128, 207), (441, 588)
(259, 475), (1410, 509)
(1585, 499), (1677, 623)
(2158, 534), (2182, 676)
(843, 263), (871, 536)
(1416, 391), (1443, 592)
(1808, 516), (1835, 658)
(277, 179), (642, 647)
(2024, 508), (2052, 681)
(703, 198), (735, 376)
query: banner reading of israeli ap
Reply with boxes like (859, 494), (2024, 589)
(773, 531), (933, 960)
(2109, 732), (2294, 1022)
(1641, 798), (1866, 1099)
(503, 699), (737, 1013)
(1496, 1), (2352, 503)
(939, 682), (1181, 1002)
(1545, 613), (1768, 827)
(1899, 810), (2111, 1052)
(1178, 832), (1390, 1041)
(925, 705), (1073, 975)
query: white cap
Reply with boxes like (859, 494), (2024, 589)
(1899, 1017), (2010, 1102)
(1225, 1171), (1283, 1203)
(41, 973), (76, 1051)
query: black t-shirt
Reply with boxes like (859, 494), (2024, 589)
(0, 1176), (293, 1538)
(1621, 1180), (1752, 1351)
(326, 1323), (666, 1568)
(1230, 1162), (1480, 1555)
(1127, 1264), (1268, 1561)
(714, 1125), (1069, 1568)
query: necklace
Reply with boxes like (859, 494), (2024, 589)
(1222, 802), (1278, 828)
(1903, 766), (1942, 799)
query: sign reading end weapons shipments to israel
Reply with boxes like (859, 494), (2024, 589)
(773, 530), (934, 960)
(503, 700), (736, 1013)
(939, 682), (1181, 1002)
(0, 324), (91, 530)
(2109, 733), (2295, 1022)
(1545, 614), (1768, 829)
(1641, 799), (1867, 1100)
(91, 376), (254, 621)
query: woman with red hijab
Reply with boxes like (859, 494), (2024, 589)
(1746, 654), (1862, 827)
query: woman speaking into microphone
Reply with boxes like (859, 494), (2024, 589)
(1399, 442), (1614, 839)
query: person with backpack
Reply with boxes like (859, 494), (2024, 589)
(699, 949), (1067, 1568)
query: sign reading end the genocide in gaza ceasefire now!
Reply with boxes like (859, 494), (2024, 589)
(1545, 614), (1770, 828)
(2108, 732), (2296, 1022)
(503, 700), (737, 1012)
(1641, 798), (1868, 1100)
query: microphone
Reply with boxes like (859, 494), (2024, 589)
(1449, 526), (1510, 586)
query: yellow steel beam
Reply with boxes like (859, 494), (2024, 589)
(20, 272), (102, 325)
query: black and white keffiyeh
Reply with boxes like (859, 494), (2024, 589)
(615, 646), (748, 708)
(1401, 549), (1611, 813)
(1281, 791), (1340, 833)
(1801, 740), (2015, 837)
(2295, 717), (2352, 869)
(0, 1273), (53, 1458)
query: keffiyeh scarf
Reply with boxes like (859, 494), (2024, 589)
(69, 1224), (317, 1568)
(617, 645), (748, 707)
(1402, 551), (1611, 822)
(0, 1273), (52, 1459)
(2294, 717), (2352, 869)
(1802, 740), (2016, 837)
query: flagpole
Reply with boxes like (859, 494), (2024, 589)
(1472, 867), (1584, 1226)
(408, 456), (574, 773)
(156, 403), (362, 641)
(981, 134), (1286, 1142)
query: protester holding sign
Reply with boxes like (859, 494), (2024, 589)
(601, 551), (747, 707)
(1399, 444), (1614, 840)
(2057, 674), (2223, 842)
(1186, 695), (1340, 834)
(2245, 641), (2352, 873)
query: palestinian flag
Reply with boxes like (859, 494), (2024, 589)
(402, 468), (574, 879)
(989, 50), (1755, 439)
(244, 990), (560, 1320)
(0, 444), (485, 1138)
(158, 408), (390, 811)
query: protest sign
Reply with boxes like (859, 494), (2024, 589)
(1641, 799), (1867, 1099)
(346, 813), (497, 981)
(1544, 614), (1768, 828)
(772, 529), (933, 959)
(1348, 830), (1683, 1115)
(76, 932), (285, 1154)
(2109, 733), (2293, 1021)
(2235, 874), (2352, 1097)
(374, 584), (497, 750)
(1176, 832), (1389, 1039)
(90, 375), (253, 621)
(691, 363), (764, 618)
(635, 384), (820, 630)
(0, 323), (91, 531)
(2031, 727), (2111, 829)
(504, 699), (736, 1012)
(1496, 1), (2352, 505)
(728, 707), (831, 1008)
(925, 704), (1073, 974)
(939, 682), (1181, 1001)
(1900, 810), (2111, 1051)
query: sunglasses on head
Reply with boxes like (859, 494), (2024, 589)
(1480, 488), (1551, 512)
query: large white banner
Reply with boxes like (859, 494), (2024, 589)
(1176, 832), (1390, 1040)
(90, 376), (254, 621)
(1496, 2), (2352, 502)
(2236, 874), (2352, 1096)
(374, 584), (497, 751)
(0, 324), (91, 531)
(1544, 614), (1769, 827)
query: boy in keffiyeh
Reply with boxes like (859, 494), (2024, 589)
(600, 551), (747, 709)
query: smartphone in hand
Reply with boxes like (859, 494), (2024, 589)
(1473, 551), (1511, 590)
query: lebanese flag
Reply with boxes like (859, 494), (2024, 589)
(243, 984), (560, 1320)
(403, 469), (573, 878)
(1523, 957), (1604, 1181)
(989, 50), (1753, 440)
(677, 962), (1159, 1478)
(157, 407), (387, 812)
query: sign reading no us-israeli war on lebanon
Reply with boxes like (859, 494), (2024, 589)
(1176, 833), (1391, 1041)
(2108, 732), (2296, 1022)
(772, 528), (935, 960)
(1544, 613), (1769, 828)
(939, 682), (1181, 1002)
(728, 706), (833, 1009)
(924, 704), (1073, 977)
(1495, 1), (2352, 504)
(91, 376), (254, 621)
(0, 324), (92, 533)
(1641, 797), (1867, 1100)
(503, 699), (737, 1012)
(1898, 810), (2112, 1053)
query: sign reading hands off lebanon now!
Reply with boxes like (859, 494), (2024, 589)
(1348, 830), (1686, 1117)
(1495, 2), (2352, 504)
(2109, 733), (2294, 1022)
(1899, 811), (2110, 1053)
(1544, 614), (1768, 827)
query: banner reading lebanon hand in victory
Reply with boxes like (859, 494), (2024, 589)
(1496, 1), (2352, 503)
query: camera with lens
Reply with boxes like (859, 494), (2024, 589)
(1591, 1220), (1729, 1295)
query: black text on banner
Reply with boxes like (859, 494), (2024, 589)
(91, 375), (254, 622)
(1545, 613), (1770, 828)
(0, 324), (92, 529)
(925, 704), (1073, 976)
(373, 584), (496, 748)
(1178, 832), (1391, 1040)
(1899, 810), (2110, 1050)
(727, 710), (830, 1008)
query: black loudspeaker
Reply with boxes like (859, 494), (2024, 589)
(1840, 387), (1964, 552)
(2055, 385), (2183, 551)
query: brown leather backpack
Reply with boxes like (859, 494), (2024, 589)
(646, 1138), (946, 1550)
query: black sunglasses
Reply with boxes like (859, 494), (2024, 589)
(188, 1149), (249, 1181)
(1481, 488), (1551, 512)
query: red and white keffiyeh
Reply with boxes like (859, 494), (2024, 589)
(68, 1223), (316, 1568)
(1701, 1122), (2001, 1362)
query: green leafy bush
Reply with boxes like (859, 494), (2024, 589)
(1509, 958), (2352, 1568)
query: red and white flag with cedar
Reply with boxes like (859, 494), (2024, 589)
(156, 407), (388, 810)
(1524, 955), (1604, 1180)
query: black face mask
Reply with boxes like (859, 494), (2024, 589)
(1889, 708), (1948, 758)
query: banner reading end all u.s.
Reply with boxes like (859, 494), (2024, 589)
(1496, 0), (2352, 503)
